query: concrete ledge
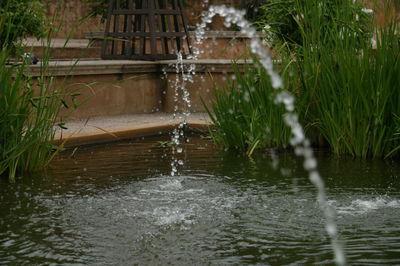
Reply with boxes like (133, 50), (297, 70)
(55, 113), (211, 147)
(23, 38), (101, 60)
(26, 60), (159, 77)
(26, 59), (248, 77)
(24, 38), (91, 48)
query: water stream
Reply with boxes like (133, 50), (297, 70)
(169, 51), (193, 177)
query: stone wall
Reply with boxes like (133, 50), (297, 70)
(43, 0), (103, 39)
(43, 0), (239, 39)
(366, 0), (400, 26)
(43, 0), (398, 39)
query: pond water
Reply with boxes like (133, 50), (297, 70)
(1, 136), (400, 265)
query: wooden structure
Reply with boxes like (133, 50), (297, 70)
(101, 0), (192, 60)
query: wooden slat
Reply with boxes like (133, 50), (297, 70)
(101, 0), (115, 58)
(139, 0), (146, 55)
(121, 6), (128, 55)
(148, 0), (157, 55)
(178, 0), (192, 55)
(102, 53), (186, 60)
(172, 0), (182, 52)
(125, 0), (134, 56)
(107, 32), (186, 38)
(132, 6), (140, 55)
(111, 9), (181, 15)
(155, 0), (167, 55)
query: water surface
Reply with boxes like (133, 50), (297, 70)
(1, 136), (399, 265)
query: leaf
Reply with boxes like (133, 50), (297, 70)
(57, 122), (68, 130)
(60, 99), (69, 109)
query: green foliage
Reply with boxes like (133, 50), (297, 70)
(297, 18), (400, 158)
(156, 141), (174, 147)
(239, 0), (267, 21)
(254, 0), (373, 51)
(207, 0), (400, 158)
(0, 0), (47, 51)
(86, 0), (109, 22)
(205, 59), (291, 155)
(0, 21), (64, 183)
(387, 115), (400, 157)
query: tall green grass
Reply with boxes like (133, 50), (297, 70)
(205, 58), (292, 156)
(206, 1), (399, 158)
(0, 15), (63, 182)
(296, 1), (400, 158)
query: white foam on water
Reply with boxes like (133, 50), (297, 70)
(152, 206), (196, 227)
(138, 188), (205, 195)
(333, 197), (400, 215)
(138, 176), (205, 195)
(158, 179), (183, 190)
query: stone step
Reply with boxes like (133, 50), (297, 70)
(54, 112), (211, 147)
(23, 38), (101, 60)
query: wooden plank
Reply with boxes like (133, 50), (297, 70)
(113, 0), (121, 56)
(112, 14), (120, 55)
(121, 7), (128, 55)
(139, 0), (146, 55)
(172, 0), (182, 52)
(111, 9), (181, 15)
(178, 0), (192, 55)
(148, 0), (157, 56)
(107, 32), (186, 38)
(101, 0), (115, 59)
(165, 5), (175, 54)
(125, 0), (134, 56)
(159, 0), (169, 54)
(101, 53), (180, 60)
(154, 0), (165, 55)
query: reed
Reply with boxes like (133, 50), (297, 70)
(0, 10), (63, 182)
(297, 1), (400, 158)
(255, 0), (372, 53)
(206, 0), (399, 158)
(205, 58), (291, 156)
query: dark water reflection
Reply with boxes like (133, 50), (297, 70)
(1, 136), (399, 265)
